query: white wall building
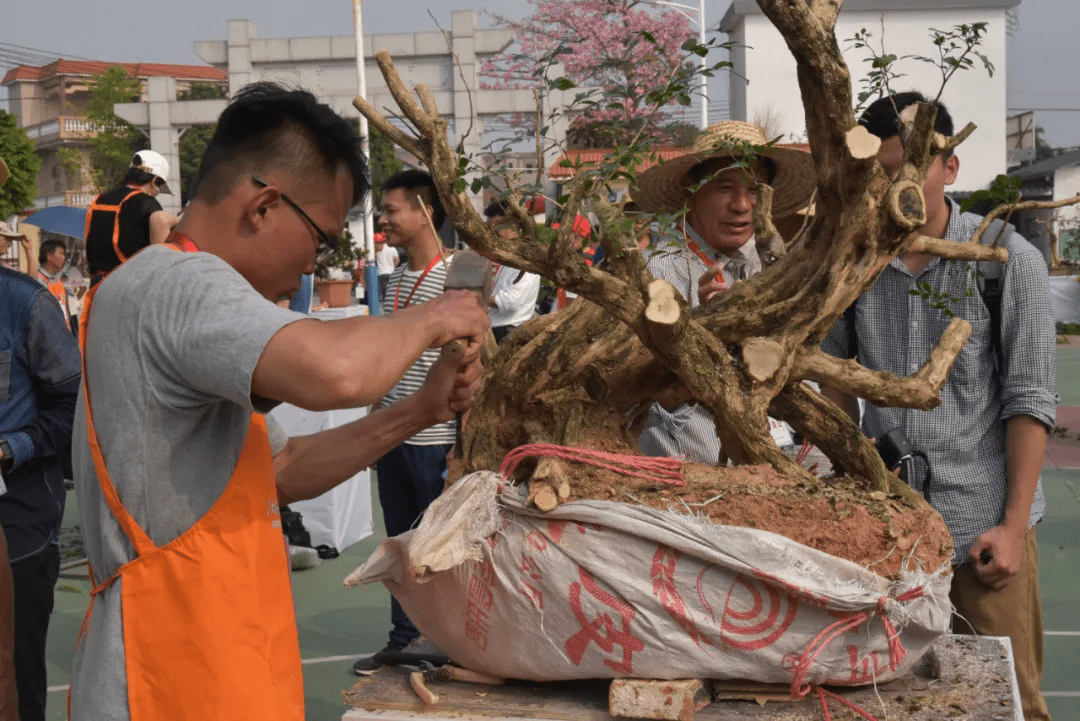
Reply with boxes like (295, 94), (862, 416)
(720, 0), (1019, 192)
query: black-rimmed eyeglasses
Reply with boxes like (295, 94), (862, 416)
(252, 176), (341, 265)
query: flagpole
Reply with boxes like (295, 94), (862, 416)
(354, 0), (381, 314)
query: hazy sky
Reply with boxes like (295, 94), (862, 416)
(3, 0), (1078, 148)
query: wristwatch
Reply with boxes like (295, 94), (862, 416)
(0, 438), (13, 473)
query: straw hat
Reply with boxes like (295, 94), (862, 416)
(631, 121), (816, 218)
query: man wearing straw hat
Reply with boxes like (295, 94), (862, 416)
(630, 120), (815, 464)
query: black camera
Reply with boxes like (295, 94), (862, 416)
(875, 427), (932, 503)
(876, 427), (914, 472)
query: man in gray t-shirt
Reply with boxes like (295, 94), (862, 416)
(69, 85), (488, 721)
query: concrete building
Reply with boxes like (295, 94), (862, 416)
(1, 60), (226, 208)
(720, 0), (1019, 192)
(114, 13), (570, 216)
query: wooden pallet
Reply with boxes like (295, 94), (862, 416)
(342, 635), (1020, 721)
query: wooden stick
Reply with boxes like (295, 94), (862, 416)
(416, 193), (450, 268)
(410, 671), (440, 705)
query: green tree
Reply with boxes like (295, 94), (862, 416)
(58, 66), (146, 194)
(365, 124), (402, 205)
(177, 82), (228, 205)
(0, 111), (41, 218)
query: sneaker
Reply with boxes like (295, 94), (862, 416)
(352, 642), (405, 674)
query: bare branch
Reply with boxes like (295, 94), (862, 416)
(791, 317), (972, 409)
(752, 184), (786, 265)
(907, 234), (1008, 263)
(936, 122), (977, 155)
(427, 10), (475, 142)
(534, 89), (544, 180)
(373, 51), (435, 135)
(416, 85), (440, 120)
(352, 95), (426, 160)
(972, 193), (1080, 247)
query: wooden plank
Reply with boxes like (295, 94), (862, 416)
(343, 635), (1018, 721)
(344, 671), (613, 720)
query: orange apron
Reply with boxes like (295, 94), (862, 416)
(71, 245), (305, 720)
(37, 270), (68, 312)
(84, 188), (143, 267)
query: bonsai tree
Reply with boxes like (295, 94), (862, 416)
(351, 0), (1080, 576)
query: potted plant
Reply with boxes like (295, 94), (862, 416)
(314, 229), (360, 308)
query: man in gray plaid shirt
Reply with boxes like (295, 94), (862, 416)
(822, 92), (1056, 721)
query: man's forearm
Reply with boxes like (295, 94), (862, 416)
(1002, 413), (1047, 531)
(274, 395), (434, 504)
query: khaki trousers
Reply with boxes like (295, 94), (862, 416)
(951, 528), (1050, 721)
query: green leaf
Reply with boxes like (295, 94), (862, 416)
(551, 77), (577, 91)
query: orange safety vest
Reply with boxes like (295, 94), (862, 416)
(37, 269), (68, 313)
(84, 188), (144, 267)
(70, 246), (305, 720)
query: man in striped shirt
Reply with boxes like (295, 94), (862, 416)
(629, 121), (816, 463)
(355, 169), (458, 672)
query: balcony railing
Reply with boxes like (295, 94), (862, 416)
(33, 191), (95, 209)
(22, 116), (103, 143)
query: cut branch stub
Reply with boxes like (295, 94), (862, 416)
(887, 180), (927, 230)
(742, 338), (785, 383)
(845, 124), (881, 160)
(644, 278), (683, 333)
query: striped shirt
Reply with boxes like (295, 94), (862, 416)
(638, 223), (785, 463)
(381, 257), (456, 445)
(822, 198), (1057, 564)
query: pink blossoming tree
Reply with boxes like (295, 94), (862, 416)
(481, 0), (700, 147)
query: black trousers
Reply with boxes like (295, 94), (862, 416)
(376, 443), (452, 648)
(492, 324), (519, 344)
(10, 545), (60, 721)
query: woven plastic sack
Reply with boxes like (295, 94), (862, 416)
(346, 471), (951, 688)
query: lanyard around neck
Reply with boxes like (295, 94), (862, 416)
(393, 254), (442, 310)
(680, 222), (729, 287)
(166, 230), (200, 254)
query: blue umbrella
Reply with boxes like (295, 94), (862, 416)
(23, 206), (89, 240)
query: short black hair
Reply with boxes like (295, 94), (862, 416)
(484, 199), (511, 219)
(859, 91), (954, 145)
(38, 239), (66, 265)
(193, 82), (369, 207)
(382, 169), (445, 229)
(123, 165), (156, 187)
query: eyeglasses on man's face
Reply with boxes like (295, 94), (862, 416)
(252, 176), (342, 265)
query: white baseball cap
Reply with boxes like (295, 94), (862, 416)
(131, 150), (173, 195)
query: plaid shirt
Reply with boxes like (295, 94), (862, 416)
(638, 223), (772, 463)
(822, 198), (1057, 564)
